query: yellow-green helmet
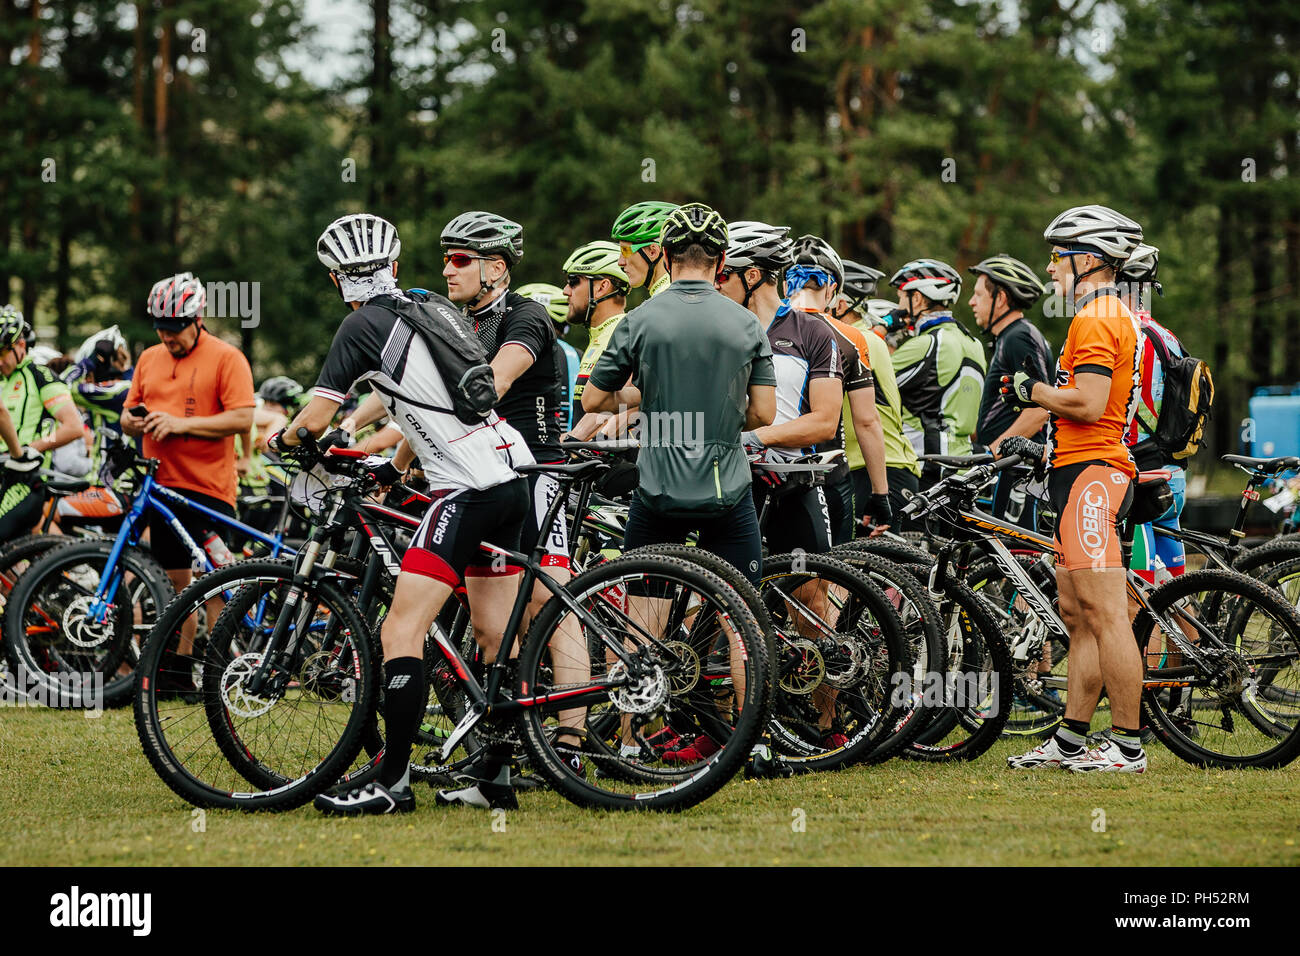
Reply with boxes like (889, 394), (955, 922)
(516, 283), (569, 325)
(562, 240), (629, 291)
(611, 201), (679, 247)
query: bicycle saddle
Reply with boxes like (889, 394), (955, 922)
(1222, 454), (1300, 475)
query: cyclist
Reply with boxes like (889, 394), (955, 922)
(611, 201), (678, 298)
(787, 235), (893, 540)
(832, 288), (922, 526)
(585, 203), (776, 762)
(829, 259), (886, 324)
(889, 259), (987, 488)
(56, 326), (137, 526)
(562, 240), (631, 441)
(290, 213), (534, 815)
(968, 254), (1052, 527)
(440, 211), (588, 772)
(517, 282), (580, 431)
(1118, 242), (1187, 584)
(1002, 204), (1147, 773)
(0, 306), (83, 538)
(713, 222), (842, 556)
(122, 274), (256, 687)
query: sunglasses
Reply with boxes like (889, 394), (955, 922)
(565, 274), (595, 288)
(443, 252), (495, 268)
(618, 241), (653, 258)
(1048, 249), (1089, 265)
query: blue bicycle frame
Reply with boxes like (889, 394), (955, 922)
(87, 470), (295, 621)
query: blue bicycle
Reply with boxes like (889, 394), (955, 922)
(2, 433), (294, 708)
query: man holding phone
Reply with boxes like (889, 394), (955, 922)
(122, 273), (255, 687)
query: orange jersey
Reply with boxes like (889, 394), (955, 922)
(125, 330), (256, 506)
(1045, 289), (1141, 477)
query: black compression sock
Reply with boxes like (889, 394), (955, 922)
(1110, 726), (1144, 759)
(378, 657), (425, 790)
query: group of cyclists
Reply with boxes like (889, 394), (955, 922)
(1, 195), (1193, 813)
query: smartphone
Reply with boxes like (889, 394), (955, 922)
(129, 404), (148, 418)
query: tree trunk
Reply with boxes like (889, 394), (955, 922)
(20, 0), (43, 324)
(1213, 203), (1235, 455)
(1249, 203), (1273, 391)
(370, 0), (393, 210)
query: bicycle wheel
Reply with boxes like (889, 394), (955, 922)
(133, 560), (379, 810)
(3, 539), (173, 708)
(829, 540), (945, 761)
(516, 553), (770, 811)
(902, 579), (1014, 761)
(1233, 536), (1300, 579)
(760, 553), (911, 772)
(1137, 568), (1300, 768)
(964, 554), (1069, 738)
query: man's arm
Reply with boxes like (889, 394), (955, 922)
(0, 402), (20, 456)
(847, 387), (889, 494)
(1029, 372), (1109, 424)
(340, 392), (387, 435)
(35, 401), (87, 454)
(490, 343), (536, 399)
(282, 394), (343, 446)
(990, 407), (1050, 453)
(744, 383), (776, 430)
(146, 406), (255, 441)
(753, 377), (842, 448)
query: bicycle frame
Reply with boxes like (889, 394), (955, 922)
(922, 470), (1224, 690)
(87, 465), (292, 621)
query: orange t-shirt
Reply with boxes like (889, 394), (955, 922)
(125, 330), (256, 506)
(1045, 289), (1140, 477)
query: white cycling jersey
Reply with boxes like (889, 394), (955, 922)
(314, 291), (533, 490)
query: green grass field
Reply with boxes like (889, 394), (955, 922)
(3, 706), (1298, 867)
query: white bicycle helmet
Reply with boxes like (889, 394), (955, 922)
(75, 325), (128, 364)
(1043, 205), (1143, 263)
(317, 214), (402, 275)
(889, 258), (962, 305)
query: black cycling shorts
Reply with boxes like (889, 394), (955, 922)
(146, 487), (236, 572)
(0, 479), (44, 541)
(518, 469), (571, 573)
(825, 471), (855, 546)
(622, 493), (764, 585)
(401, 477), (529, 586)
(752, 481), (832, 557)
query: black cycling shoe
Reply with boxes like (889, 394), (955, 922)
(553, 742), (586, 777)
(314, 781), (415, 816)
(744, 743), (794, 779)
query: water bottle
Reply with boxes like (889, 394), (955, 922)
(202, 532), (235, 568)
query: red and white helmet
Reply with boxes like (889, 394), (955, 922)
(147, 272), (206, 325)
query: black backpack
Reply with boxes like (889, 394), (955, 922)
(369, 291), (499, 426)
(1131, 328), (1215, 471)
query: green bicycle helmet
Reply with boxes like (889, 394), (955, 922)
(0, 305), (25, 350)
(610, 201), (679, 247)
(440, 211), (525, 267)
(968, 254), (1047, 309)
(517, 283), (570, 325)
(659, 202), (729, 256)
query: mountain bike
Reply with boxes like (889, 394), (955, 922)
(904, 452), (1300, 768)
(4, 433), (293, 708)
(134, 433), (772, 811)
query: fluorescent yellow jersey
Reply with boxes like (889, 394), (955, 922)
(573, 312), (625, 404)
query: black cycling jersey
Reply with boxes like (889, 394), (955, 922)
(468, 290), (564, 461)
(977, 317), (1053, 447)
(766, 307), (842, 458)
